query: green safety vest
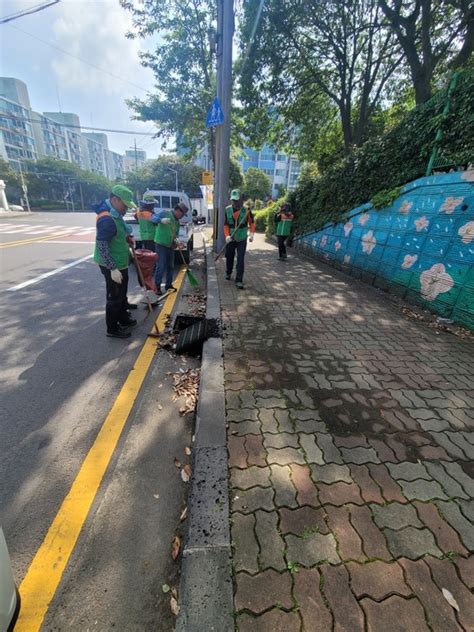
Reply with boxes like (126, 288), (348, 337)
(226, 206), (249, 241)
(154, 210), (179, 247)
(276, 215), (293, 237)
(93, 211), (130, 270)
(137, 210), (156, 240)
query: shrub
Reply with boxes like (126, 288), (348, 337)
(289, 69), (474, 235)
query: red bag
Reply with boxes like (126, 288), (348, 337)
(134, 248), (158, 291)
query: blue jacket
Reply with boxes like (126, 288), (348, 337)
(92, 200), (132, 241)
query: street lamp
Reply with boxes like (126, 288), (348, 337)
(167, 167), (178, 192)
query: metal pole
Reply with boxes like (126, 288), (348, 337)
(134, 138), (138, 171)
(426, 71), (460, 177)
(79, 182), (85, 211)
(215, 0), (233, 253)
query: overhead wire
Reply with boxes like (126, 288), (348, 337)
(0, 0), (60, 24)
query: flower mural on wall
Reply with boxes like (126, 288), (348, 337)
(344, 255), (351, 264)
(414, 216), (430, 232)
(399, 201), (413, 214)
(402, 254), (418, 269)
(343, 221), (353, 236)
(335, 240), (341, 251)
(458, 221), (474, 244)
(321, 235), (328, 247)
(359, 213), (370, 225)
(440, 197), (464, 214)
(361, 230), (377, 254)
(420, 264), (454, 301)
(461, 170), (474, 182)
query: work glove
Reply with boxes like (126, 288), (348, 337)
(225, 235), (232, 244)
(249, 233), (254, 243)
(161, 217), (171, 224)
(111, 269), (123, 284)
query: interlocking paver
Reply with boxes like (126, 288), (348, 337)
(254, 510), (286, 571)
(371, 502), (422, 530)
(222, 235), (474, 629)
(348, 560), (411, 600)
(285, 531), (339, 566)
(361, 595), (430, 632)
(322, 565), (365, 630)
(232, 513), (259, 573)
(235, 569), (293, 613)
(385, 526), (443, 559)
(270, 464), (298, 508)
(294, 568), (333, 630)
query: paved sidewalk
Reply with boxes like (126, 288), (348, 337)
(218, 234), (474, 632)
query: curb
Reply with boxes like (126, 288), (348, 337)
(176, 249), (233, 631)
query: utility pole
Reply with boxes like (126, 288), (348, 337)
(18, 162), (31, 212)
(134, 138), (138, 171)
(215, 0), (233, 252)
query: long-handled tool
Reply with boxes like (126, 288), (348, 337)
(176, 243), (199, 287)
(129, 244), (161, 337)
(214, 210), (251, 262)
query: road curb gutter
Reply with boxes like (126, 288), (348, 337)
(176, 248), (233, 631)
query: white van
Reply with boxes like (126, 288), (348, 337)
(0, 527), (19, 631)
(125, 190), (194, 264)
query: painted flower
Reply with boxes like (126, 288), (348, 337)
(321, 235), (328, 247)
(361, 230), (377, 255)
(343, 221), (353, 237)
(414, 215), (430, 232)
(359, 212), (370, 225)
(439, 196), (464, 214)
(335, 240), (341, 251)
(399, 201), (413, 215)
(401, 254), (418, 269)
(461, 170), (474, 182)
(343, 255), (351, 264)
(312, 238), (317, 248)
(420, 263), (454, 302)
(458, 221), (474, 244)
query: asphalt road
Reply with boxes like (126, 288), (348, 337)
(0, 212), (198, 630)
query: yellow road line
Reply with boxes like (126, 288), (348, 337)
(15, 268), (186, 631)
(0, 232), (77, 249)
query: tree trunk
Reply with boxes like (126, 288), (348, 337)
(412, 65), (433, 103)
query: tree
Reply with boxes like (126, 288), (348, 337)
(239, 0), (403, 153)
(125, 155), (204, 198)
(121, 0), (216, 158)
(0, 158), (22, 203)
(229, 157), (244, 191)
(378, 0), (474, 104)
(243, 167), (272, 201)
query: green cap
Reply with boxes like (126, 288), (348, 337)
(230, 189), (241, 200)
(111, 184), (137, 209)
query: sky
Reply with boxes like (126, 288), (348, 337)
(0, 0), (166, 158)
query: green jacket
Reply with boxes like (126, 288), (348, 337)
(225, 206), (250, 242)
(93, 211), (130, 270)
(154, 210), (179, 247)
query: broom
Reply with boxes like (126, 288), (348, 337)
(176, 242), (199, 287)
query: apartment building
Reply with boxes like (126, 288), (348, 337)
(238, 145), (301, 197)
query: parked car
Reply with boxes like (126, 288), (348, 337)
(124, 190), (194, 264)
(0, 527), (20, 631)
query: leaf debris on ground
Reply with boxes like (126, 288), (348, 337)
(180, 506), (188, 521)
(171, 535), (181, 561)
(171, 368), (200, 415)
(442, 588), (460, 612)
(181, 464), (192, 483)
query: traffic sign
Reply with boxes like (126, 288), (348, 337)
(201, 171), (213, 185)
(205, 97), (225, 128)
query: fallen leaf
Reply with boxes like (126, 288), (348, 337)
(180, 506), (188, 521)
(153, 493), (160, 500)
(170, 596), (180, 616)
(171, 587), (178, 599)
(158, 404), (163, 411)
(442, 588), (460, 612)
(171, 535), (181, 561)
(162, 584), (170, 593)
(174, 457), (181, 468)
(181, 464), (192, 482)
(184, 446), (192, 456)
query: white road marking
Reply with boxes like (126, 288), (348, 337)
(0, 224), (28, 232)
(6, 255), (93, 291)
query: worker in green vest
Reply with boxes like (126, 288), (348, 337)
(151, 201), (189, 295)
(275, 201), (294, 260)
(136, 194), (156, 250)
(224, 189), (255, 289)
(93, 184), (137, 339)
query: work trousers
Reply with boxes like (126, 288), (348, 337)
(278, 235), (288, 258)
(225, 238), (247, 283)
(100, 266), (129, 333)
(154, 243), (174, 289)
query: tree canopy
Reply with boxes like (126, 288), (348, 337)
(243, 167), (272, 201)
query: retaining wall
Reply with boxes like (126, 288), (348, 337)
(294, 171), (474, 329)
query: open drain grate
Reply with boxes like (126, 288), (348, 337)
(173, 315), (220, 355)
